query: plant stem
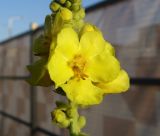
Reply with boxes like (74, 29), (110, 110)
(69, 102), (81, 136)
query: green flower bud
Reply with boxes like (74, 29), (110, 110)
(51, 110), (65, 123)
(79, 8), (85, 18)
(60, 8), (73, 21)
(60, 0), (67, 4)
(74, 12), (80, 20)
(62, 120), (70, 128)
(78, 116), (86, 129)
(51, 109), (70, 128)
(81, 23), (95, 34)
(71, 3), (80, 11)
(75, 19), (84, 31)
(50, 2), (60, 12)
(56, 111), (65, 122)
(65, 1), (72, 8)
(67, 107), (78, 118)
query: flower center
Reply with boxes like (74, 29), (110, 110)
(69, 55), (88, 79)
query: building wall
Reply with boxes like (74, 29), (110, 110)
(0, 35), (31, 135)
(0, 0), (160, 136)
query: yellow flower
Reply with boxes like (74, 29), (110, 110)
(47, 27), (129, 106)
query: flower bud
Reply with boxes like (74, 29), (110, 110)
(74, 13), (80, 20)
(60, 0), (67, 4)
(50, 2), (60, 12)
(81, 24), (94, 33)
(67, 107), (78, 118)
(56, 111), (65, 122)
(65, 1), (72, 8)
(78, 116), (86, 129)
(51, 109), (70, 128)
(62, 120), (70, 128)
(76, 19), (84, 29)
(79, 8), (85, 18)
(60, 8), (73, 21)
(51, 110), (65, 122)
(71, 3), (80, 11)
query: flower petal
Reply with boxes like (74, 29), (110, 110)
(56, 27), (79, 60)
(79, 31), (105, 58)
(85, 48), (120, 82)
(61, 79), (103, 106)
(105, 41), (115, 56)
(96, 70), (130, 93)
(47, 51), (74, 87)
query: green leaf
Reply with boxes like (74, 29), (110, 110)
(32, 15), (53, 56)
(44, 15), (52, 37)
(32, 35), (50, 56)
(56, 101), (68, 109)
(26, 57), (53, 86)
(52, 11), (64, 35)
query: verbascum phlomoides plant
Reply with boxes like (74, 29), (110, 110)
(27, 0), (130, 135)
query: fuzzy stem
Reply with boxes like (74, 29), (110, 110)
(69, 102), (80, 136)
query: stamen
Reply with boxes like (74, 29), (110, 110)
(68, 54), (88, 79)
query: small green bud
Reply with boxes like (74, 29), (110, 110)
(51, 109), (70, 128)
(80, 23), (95, 35)
(60, 8), (73, 21)
(71, 3), (80, 11)
(67, 107), (78, 118)
(56, 112), (66, 123)
(78, 116), (86, 129)
(75, 19), (84, 31)
(51, 110), (65, 123)
(50, 2), (61, 12)
(79, 8), (85, 18)
(78, 23), (94, 37)
(74, 13), (80, 20)
(65, 1), (72, 8)
(62, 120), (70, 128)
(60, 0), (67, 4)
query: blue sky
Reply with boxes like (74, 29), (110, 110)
(0, 0), (104, 41)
